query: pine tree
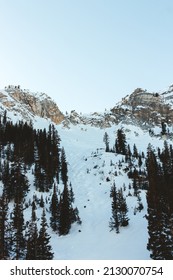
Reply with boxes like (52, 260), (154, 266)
(117, 188), (129, 227)
(60, 147), (68, 186)
(0, 192), (9, 259)
(50, 184), (59, 232)
(109, 183), (120, 233)
(58, 185), (72, 235)
(136, 192), (144, 212)
(138, 154), (143, 168)
(133, 144), (138, 158)
(11, 201), (26, 259)
(40, 195), (44, 208)
(146, 143), (173, 259)
(110, 184), (129, 233)
(133, 177), (138, 196)
(103, 132), (110, 152)
(37, 208), (54, 260)
(115, 129), (127, 155)
(26, 204), (39, 260)
(161, 121), (167, 135)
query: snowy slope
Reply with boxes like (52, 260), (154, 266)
(46, 123), (165, 260)
(2, 116), (166, 260)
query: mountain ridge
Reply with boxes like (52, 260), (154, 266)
(1, 84), (173, 129)
(0, 85), (64, 125)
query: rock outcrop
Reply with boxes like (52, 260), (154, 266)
(1, 84), (173, 129)
(111, 87), (173, 127)
(63, 86), (173, 129)
(0, 85), (64, 124)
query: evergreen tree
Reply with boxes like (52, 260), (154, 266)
(133, 177), (138, 196)
(146, 143), (173, 259)
(161, 122), (167, 135)
(110, 184), (129, 233)
(60, 147), (68, 186)
(109, 183), (120, 233)
(103, 132), (110, 152)
(133, 144), (138, 158)
(58, 185), (71, 235)
(136, 193), (144, 212)
(138, 154), (143, 168)
(26, 204), (39, 260)
(115, 129), (127, 155)
(37, 208), (54, 260)
(11, 201), (26, 259)
(50, 184), (59, 232)
(117, 188), (129, 227)
(0, 192), (9, 259)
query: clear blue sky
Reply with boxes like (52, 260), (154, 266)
(0, 0), (173, 113)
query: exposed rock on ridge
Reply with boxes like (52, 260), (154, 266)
(0, 85), (64, 124)
(63, 85), (173, 129)
(1, 84), (173, 129)
(111, 86), (173, 127)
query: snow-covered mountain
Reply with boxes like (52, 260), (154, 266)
(0, 85), (64, 124)
(0, 84), (173, 260)
(1, 84), (173, 129)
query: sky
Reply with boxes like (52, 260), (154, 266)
(0, 0), (173, 113)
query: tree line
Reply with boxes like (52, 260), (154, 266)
(0, 111), (81, 259)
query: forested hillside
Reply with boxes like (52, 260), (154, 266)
(0, 111), (80, 259)
(0, 110), (173, 259)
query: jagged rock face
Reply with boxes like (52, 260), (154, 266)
(0, 86), (64, 124)
(1, 84), (173, 129)
(111, 87), (173, 127)
(62, 86), (173, 129)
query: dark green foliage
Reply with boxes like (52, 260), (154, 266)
(11, 201), (26, 260)
(3, 162), (30, 202)
(138, 154), (143, 168)
(115, 129), (127, 155)
(0, 113), (81, 259)
(60, 147), (68, 186)
(58, 185), (72, 235)
(26, 222), (39, 260)
(103, 132), (110, 152)
(26, 204), (39, 260)
(161, 122), (167, 135)
(40, 195), (44, 208)
(117, 188), (129, 227)
(50, 183), (81, 235)
(110, 183), (129, 233)
(0, 117), (61, 195)
(133, 144), (138, 158)
(34, 125), (61, 191)
(109, 183), (120, 233)
(37, 208), (54, 260)
(50, 184), (59, 232)
(0, 192), (9, 259)
(146, 143), (173, 259)
(136, 193), (144, 212)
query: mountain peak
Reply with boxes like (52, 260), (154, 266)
(0, 85), (64, 124)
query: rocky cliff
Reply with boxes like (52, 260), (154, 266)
(0, 85), (64, 124)
(110, 86), (173, 127)
(1, 84), (173, 129)
(62, 85), (173, 129)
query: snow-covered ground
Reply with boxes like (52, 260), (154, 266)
(1, 113), (167, 260)
(44, 123), (165, 260)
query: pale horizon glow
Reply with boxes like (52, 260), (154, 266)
(0, 0), (173, 113)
